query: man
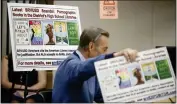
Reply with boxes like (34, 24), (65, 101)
(52, 27), (138, 103)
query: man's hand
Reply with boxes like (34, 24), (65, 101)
(113, 48), (138, 62)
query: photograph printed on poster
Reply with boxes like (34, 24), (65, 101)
(42, 21), (55, 45)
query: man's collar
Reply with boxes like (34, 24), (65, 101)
(75, 50), (86, 61)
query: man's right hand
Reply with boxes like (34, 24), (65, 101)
(113, 48), (138, 62)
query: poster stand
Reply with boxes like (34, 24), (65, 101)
(23, 69), (36, 102)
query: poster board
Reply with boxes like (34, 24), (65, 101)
(7, 3), (82, 71)
(94, 47), (176, 102)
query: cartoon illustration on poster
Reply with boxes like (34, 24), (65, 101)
(115, 67), (131, 89)
(29, 20), (43, 45)
(141, 62), (159, 82)
(54, 21), (68, 45)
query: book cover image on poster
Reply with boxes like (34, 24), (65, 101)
(141, 62), (159, 82)
(100, 70), (118, 94)
(155, 59), (172, 80)
(42, 21), (55, 45)
(29, 20), (43, 45)
(14, 20), (29, 45)
(115, 68), (131, 89)
(54, 21), (68, 45)
(67, 22), (79, 45)
(127, 63), (145, 86)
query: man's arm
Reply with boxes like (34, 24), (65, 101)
(66, 53), (114, 83)
(66, 48), (137, 83)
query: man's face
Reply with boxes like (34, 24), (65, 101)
(88, 35), (108, 58)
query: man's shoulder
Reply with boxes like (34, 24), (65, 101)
(56, 53), (80, 71)
(66, 53), (80, 60)
(60, 53), (80, 65)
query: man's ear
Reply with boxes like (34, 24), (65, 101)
(88, 41), (94, 52)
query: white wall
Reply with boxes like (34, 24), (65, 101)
(152, 1), (176, 47)
(54, 1), (175, 52)
(52, 0), (176, 84)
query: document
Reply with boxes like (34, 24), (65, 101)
(7, 3), (81, 71)
(94, 47), (176, 102)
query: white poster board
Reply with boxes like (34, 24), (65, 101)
(7, 3), (82, 71)
(94, 47), (176, 102)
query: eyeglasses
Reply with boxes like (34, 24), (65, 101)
(94, 33), (102, 42)
(94, 31), (108, 42)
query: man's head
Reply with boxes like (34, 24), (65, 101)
(78, 27), (109, 58)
